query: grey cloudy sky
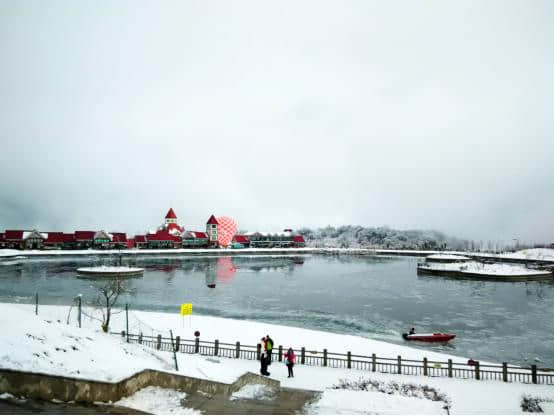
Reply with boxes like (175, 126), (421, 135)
(1, 1), (553, 243)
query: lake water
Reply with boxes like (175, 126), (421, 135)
(1, 254), (553, 367)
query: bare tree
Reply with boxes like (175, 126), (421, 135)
(95, 277), (128, 333)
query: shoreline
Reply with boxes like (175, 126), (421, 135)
(1, 247), (553, 265)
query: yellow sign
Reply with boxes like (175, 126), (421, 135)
(180, 303), (192, 316)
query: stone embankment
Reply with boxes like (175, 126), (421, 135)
(0, 368), (320, 414)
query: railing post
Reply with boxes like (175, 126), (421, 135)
(448, 359), (453, 377)
(139, 332), (143, 344)
(35, 293), (38, 315)
(195, 336), (200, 353)
(301, 347), (305, 365)
(256, 343), (261, 360)
(323, 349), (328, 367)
(532, 365), (537, 384)
(397, 355), (402, 374)
(278, 345), (283, 362)
(125, 304), (129, 343)
(502, 362), (508, 382)
(78, 296), (81, 328)
(423, 357), (428, 376)
(175, 336), (180, 352)
(372, 353), (376, 372)
(235, 342), (240, 358)
(347, 351), (351, 369)
(156, 334), (161, 350)
(475, 361), (480, 380)
(214, 339), (219, 356)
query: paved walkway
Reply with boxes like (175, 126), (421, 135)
(183, 386), (320, 414)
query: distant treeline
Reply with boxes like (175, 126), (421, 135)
(296, 225), (481, 251)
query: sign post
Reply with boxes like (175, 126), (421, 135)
(180, 303), (193, 328)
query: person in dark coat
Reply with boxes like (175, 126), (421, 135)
(266, 334), (274, 365)
(260, 351), (270, 376)
(409, 327), (416, 335)
(284, 347), (295, 378)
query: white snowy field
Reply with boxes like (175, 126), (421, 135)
(2, 303), (554, 414)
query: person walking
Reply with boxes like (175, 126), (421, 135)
(284, 347), (295, 378)
(260, 338), (270, 376)
(266, 334), (274, 365)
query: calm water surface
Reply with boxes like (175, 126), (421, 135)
(1, 254), (553, 366)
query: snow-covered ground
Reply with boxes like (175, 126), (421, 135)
(2, 302), (554, 414)
(418, 261), (553, 277)
(115, 386), (196, 414)
(500, 248), (554, 261)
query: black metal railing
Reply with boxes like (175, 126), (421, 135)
(116, 332), (554, 385)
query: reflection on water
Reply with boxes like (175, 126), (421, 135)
(0, 254), (553, 367)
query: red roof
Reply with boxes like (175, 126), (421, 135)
(135, 235), (147, 243)
(292, 236), (305, 243)
(63, 233), (75, 243)
(206, 215), (218, 225)
(147, 230), (181, 242)
(167, 223), (184, 233)
(45, 232), (64, 244)
(186, 231), (208, 239)
(4, 230), (24, 240)
(75, 231), (95, 241)
(165, 208), (177, 219)
(110, 232), (127, 243)
(233, 235), (250, 244)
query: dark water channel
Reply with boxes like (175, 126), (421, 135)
(1, 254), (553, 367)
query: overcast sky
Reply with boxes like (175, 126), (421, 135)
(1, 1), (553, 243)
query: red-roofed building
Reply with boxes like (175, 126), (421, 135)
(110, 232), (127, 249)
(4, 229), (45, 249)
(206, 215), (219, 247)
(232, 235), (250, 248)
(127, 239), (135, 249)
(0, 232), (5, 248)
(134, 235), (147, 249)
(182, 231), (209, 248)
(158, 208), (184, 236)
(75, 231), (95, 248)
(292, 235), (306, 247)
(44, 232), (65, 249)
(146, 230), (181, 249)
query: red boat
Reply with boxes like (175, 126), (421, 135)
(402, 333), (456, 342)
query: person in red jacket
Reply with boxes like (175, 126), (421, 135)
(284, 347), (296, 378)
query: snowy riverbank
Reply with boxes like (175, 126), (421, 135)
(2, 247), (554, 262)
(1, 302), (554, 414)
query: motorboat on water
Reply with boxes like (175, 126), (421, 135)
(402, 332), (456, 342)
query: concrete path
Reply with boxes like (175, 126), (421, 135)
(183, 386), (321, 414)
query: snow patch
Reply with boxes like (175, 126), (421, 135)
(230, 384), (275, 401)
(115, 386), (198, 414)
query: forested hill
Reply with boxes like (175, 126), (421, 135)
(296, 226), (469, 251)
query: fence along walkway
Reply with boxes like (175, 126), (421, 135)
(118, 332), (554, 385)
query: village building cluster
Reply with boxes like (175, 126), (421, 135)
(0, 209), (306, 250)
